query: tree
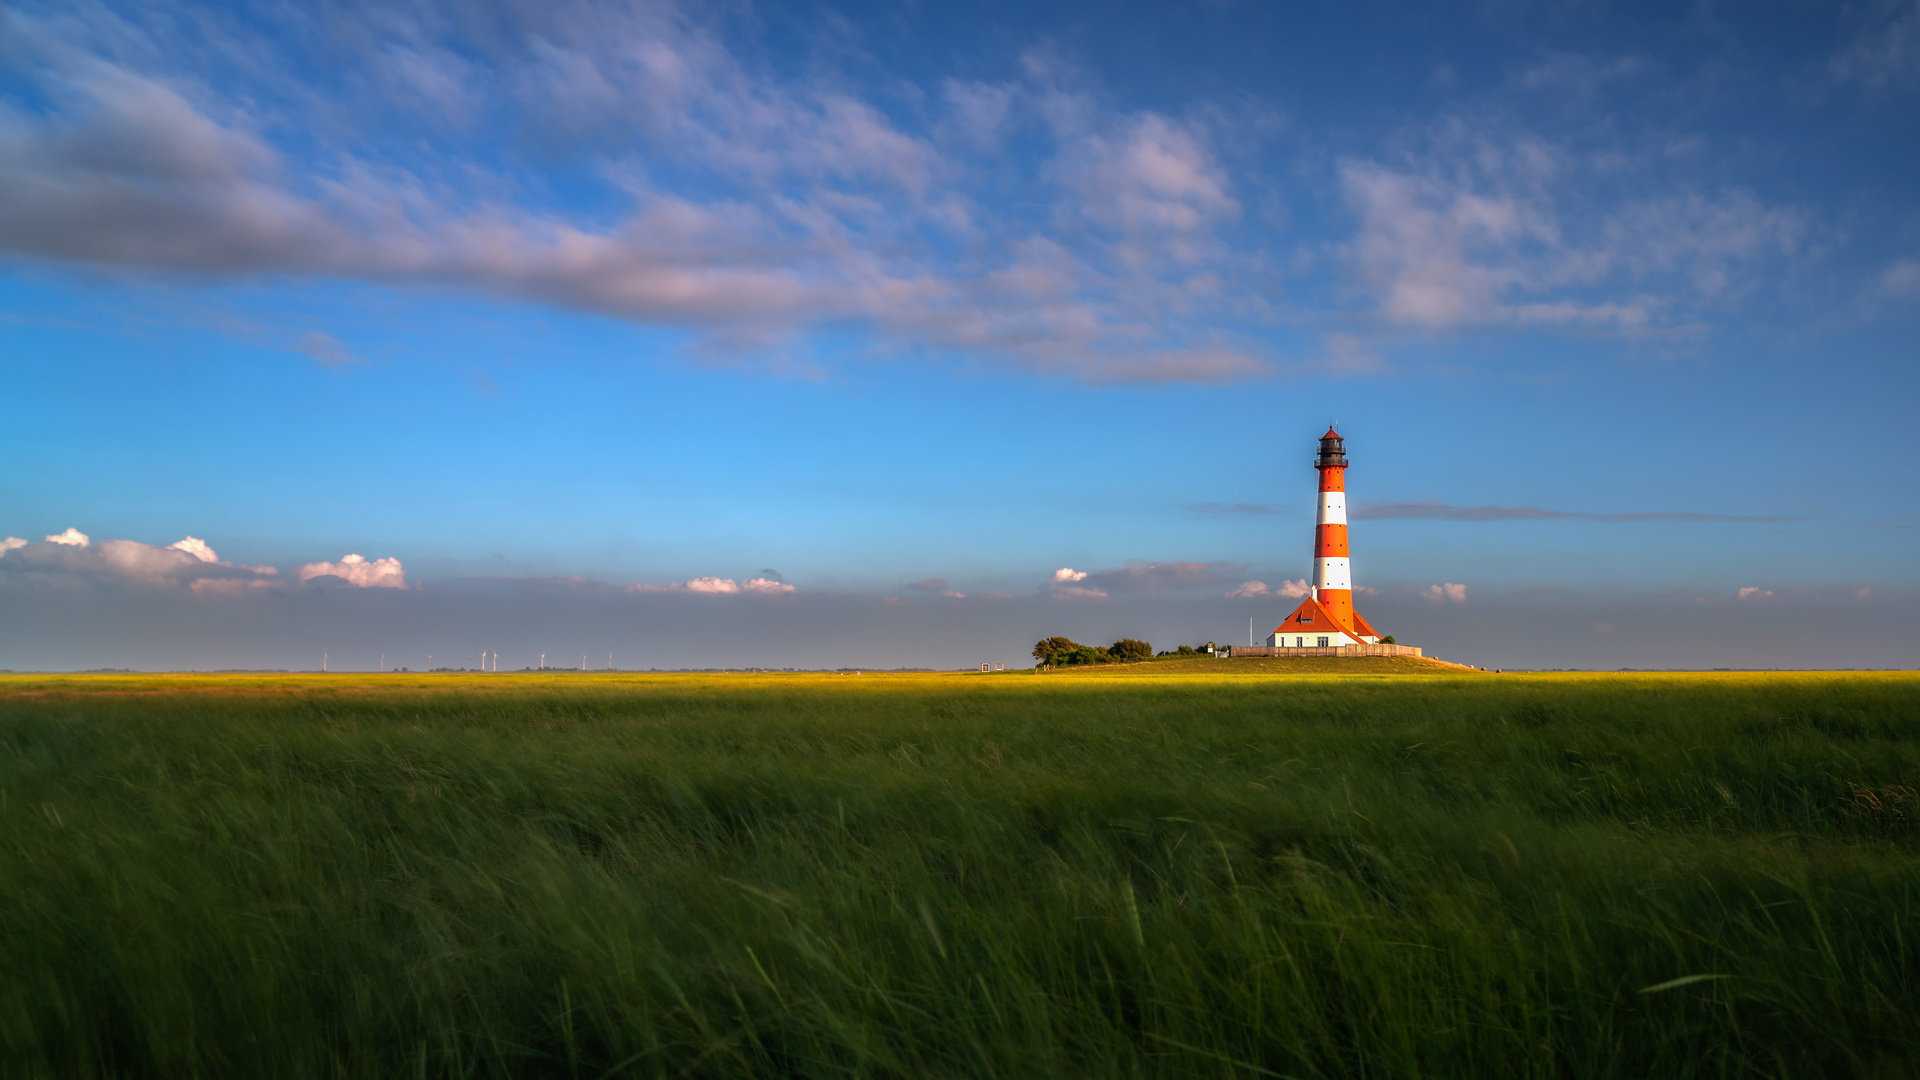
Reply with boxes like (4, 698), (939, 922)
(1109, 638), (1153, 663)
(1382, 635), (1396, 645)
(1032, 636), (1081, 667)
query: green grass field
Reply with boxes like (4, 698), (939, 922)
(2, 666), (1916, 1077)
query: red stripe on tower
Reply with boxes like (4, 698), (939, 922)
(1313, 427), (1355, 633)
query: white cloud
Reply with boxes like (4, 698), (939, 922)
(94, 539), (213, 582)
(1421, 582), (1469, 603)
(295, 553), (408, 588)
(1045, 565), (1106, 600)
(1736, 587), (1775, 600)
(626, 575), (797, 595)
(0, 530), (278, 589)
(167, 536), (219, 563)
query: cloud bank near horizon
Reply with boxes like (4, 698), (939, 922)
(0, 570), (1908, 673)
(2, 523), (1908, 670)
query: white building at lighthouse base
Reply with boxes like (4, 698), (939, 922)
(1264, 595), (1383, 648)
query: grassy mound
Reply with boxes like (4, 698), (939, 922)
(2, 671), (1916, 1076)
(1124, 653), (1476, 675)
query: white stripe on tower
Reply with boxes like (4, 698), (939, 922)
(1317, 491), (1346, 525)
(1314, 557), (1351, 590)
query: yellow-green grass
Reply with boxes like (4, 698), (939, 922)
(2, 669), (1916, 1077)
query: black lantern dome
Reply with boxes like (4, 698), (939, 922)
(1315, 427), (1348, 469)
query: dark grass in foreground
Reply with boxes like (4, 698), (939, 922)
(1, 669), (1917, 1077)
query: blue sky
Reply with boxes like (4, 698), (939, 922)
(1, 0), (1915, 670)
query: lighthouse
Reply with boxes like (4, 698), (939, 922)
(1312, 427), (1355, 630)
(1265, 427), (1384, 649)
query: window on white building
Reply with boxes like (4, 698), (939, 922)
(1317, 636), (1329, 647)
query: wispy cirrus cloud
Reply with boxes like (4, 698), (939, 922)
(1830, 0), (1920, 88)
(293, 332), (365, 370)
(0, 0), (1825, 384)
(1354, 501), (1804, 523)
(1338, 118), (1811, 334)
(0, 1), (1274, 384)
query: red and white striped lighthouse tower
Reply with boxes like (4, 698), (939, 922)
(1264, 427), (1382, 649)
(1312, 426), (1355, 630)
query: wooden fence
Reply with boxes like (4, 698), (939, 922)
(1224, 643), (1424, 659)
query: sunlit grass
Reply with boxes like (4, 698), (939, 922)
(2, 668), (1916, 1076)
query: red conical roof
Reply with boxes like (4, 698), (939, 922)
(1271, 595), (1380, 643)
